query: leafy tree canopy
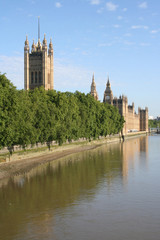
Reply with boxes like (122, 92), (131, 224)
(0, 74), (124, 153)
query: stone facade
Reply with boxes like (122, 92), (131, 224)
(139, 107), (148, 132)
(24, 34), (53, 90)
(91, 76), (148, 135)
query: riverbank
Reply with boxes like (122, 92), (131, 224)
(0, 132), (147, 181)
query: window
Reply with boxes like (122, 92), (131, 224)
(39, 71), (41, 83)
(35, 72), (37, 83)
(31, 72), (34, 84)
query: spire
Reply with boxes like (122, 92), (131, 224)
(37, 16), (42, 50)
(25, 35), (29, 46)
(43, 33), (47, 46)
(24, 35), (29, 52)
(32, 39), (36, 52)
(38, 16), (40, 41)
(90, 74), (98, 100)
(91, 73), (96, 88)
(49, 37), (53, 49)
(92, 73), (95, 83)
(107, 75), (110, 87)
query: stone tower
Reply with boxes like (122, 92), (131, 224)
(139, 107), (148, 132)
(103, 76), (113, 104)
(90, 74), (98, 100)
(24, 19), (54, 90)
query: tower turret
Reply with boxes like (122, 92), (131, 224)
(31, 39), (36, 52)
(37, 39), (42, 51)
(42, 34), (47, 48)
(24, 35), (29, 52)
(49, 38), (53, 51)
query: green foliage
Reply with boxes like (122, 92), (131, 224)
(0, 74), (19, 154)
(149, 119), (160, 128)
(0, 74), (124, 150)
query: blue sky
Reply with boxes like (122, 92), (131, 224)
(0, 0), (160, 117)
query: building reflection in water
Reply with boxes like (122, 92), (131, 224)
(120, 136), (148, 182)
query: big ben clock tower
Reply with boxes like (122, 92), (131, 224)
(103, 77), (113, 105)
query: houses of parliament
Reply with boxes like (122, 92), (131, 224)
(24, 26), (148, 135)
(90, 74), (148, 135)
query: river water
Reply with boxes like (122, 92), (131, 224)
(0, 135), (160, 240)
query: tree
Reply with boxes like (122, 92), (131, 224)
(29, 87), (51, 146)
(0, 74), (124, 153)
(15, 90), (37, 149)
(0, 74), (19, 156)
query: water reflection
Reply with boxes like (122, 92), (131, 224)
(0, 136), (149, 240)
(121, 136), (148, 179)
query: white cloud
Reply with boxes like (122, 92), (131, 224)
(106, 2), (118, 11)
(0, 55), (93, 93)
(98, 42), (113, 47)
(124, 33), (132, 37)
(123, 8), (127, 12)
(131, 25), (149, 30)
(150, 29), (159, 34)
(124, 41), (135, 46)
(16, 7), (23, 12)
(54, 59), (92, 91)
(2, 16), (9, 22)
(117, 16), (123, 20)
(90, 0), (100, 5)
(139, 17), (144, 21)
(82, 51), (88, 56)
(138, 2), (147, 9)
(74, 47), (80, 51)
(114, 36), (122, 41)
(140, 43), (150, 46)
(152, 12), (158, 16)
(28, 14), (33, 17)
(99, 24), (105, 28)
(55, 2), (62, 8)
(113, 24), (120, 28)
(97, 8), (104, 13)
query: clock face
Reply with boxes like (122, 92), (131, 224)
(106, 96), (110, 100)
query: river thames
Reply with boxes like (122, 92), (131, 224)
(0, 135), (160, 240)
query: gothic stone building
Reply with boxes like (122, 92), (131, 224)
(24, 34), (53, 90)
(91, 76), (148, 135)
